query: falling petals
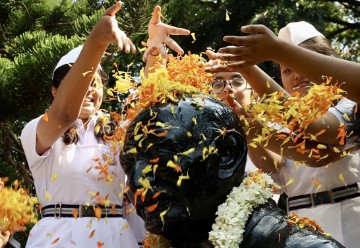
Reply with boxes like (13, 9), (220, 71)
(311, 177), (322, 191)
(285, 178), (295, 187)
(89, 229), (96, 238)
(51, 237), (60, 245)
(42, 112), (49, 122)
(0, 185), (38, 232)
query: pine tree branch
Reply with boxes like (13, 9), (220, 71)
(324, 0), (360, 7)
(0, 22), (6, 41)
(0, 122), (33, 189)
(20, 1), (32, 23)
(324, 16), (360, 29)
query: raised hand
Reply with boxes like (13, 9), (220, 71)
(216, 25), (279, 69)
(91, 1), (136, 53)
(143, 5), (190, 61)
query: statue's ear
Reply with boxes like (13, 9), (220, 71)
(214, 130), (247, 179)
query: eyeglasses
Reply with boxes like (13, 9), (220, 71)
(211, 77), (248, 94)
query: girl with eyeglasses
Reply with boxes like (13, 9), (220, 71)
(207, 21), (360, 248)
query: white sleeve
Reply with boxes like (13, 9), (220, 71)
(328, 98), (360, 145)
(328, 99), (357, 131)
(20, 116), (53, 169)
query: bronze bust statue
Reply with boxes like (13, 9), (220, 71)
(120, 95), (344, 248)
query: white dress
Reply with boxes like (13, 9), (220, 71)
(274, 98), (360, 248)
(21, 115), (145, 248)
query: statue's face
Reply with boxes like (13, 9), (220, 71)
(121, 95), (247, 241)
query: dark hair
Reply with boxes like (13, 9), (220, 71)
(299, 36), (339, 58)
(52, 64), (108, 88)
(52, 64), (72, 88)
(61, 113), (119, 145)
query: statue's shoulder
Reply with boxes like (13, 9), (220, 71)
(240, 200), (344, 248)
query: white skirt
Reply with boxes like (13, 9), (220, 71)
(26, 217), (140, 248)
(293, 196), (360, 248)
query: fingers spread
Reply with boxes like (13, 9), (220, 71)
(218, 45), (241, 53)
(217, 54), (246, 62)
(226, 61), (250, 70)
(225, 94), (245, 116)
(218, 46), (249, 59)
(124, 37), (136, 54)
(113, 30), (124, 51)
(124, 43), (130, 53)
(205, 50), (217, 60)
(204, 64), (229, 73)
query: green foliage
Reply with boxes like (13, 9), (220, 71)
(4, 0), (67, 35)
(0, 57), (16, 120)
(5, 30), (48, 57)
(161, 0), (272, 54)
(1, 32), (84, 123)
(72, 8), (104, 36)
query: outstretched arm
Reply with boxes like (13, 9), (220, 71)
(36, 1), (136, 155)
(206, 44), (349, 146)
(217, 24), (360, 102)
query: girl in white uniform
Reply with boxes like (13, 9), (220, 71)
(22, 113), (141, 247)
(21, 2), (140, 247)
(249, 22), (360, 247)
(206, 21), (360, 247)
(274, 22), (360, 247)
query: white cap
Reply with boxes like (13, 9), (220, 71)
(53, 45), (102, 79)
(278, 21), (324, 45)
(53, 45), (83, 73)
